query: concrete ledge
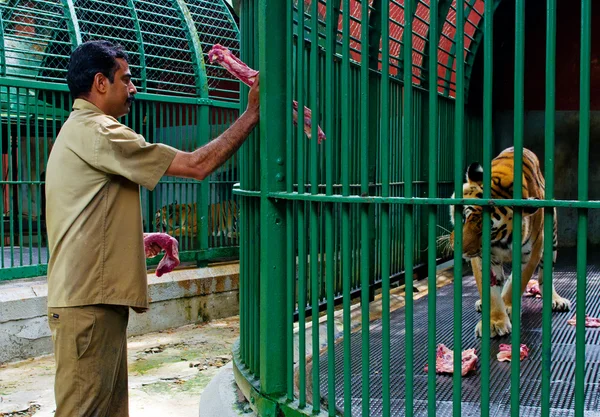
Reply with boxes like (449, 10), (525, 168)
(0, 262), (240, 364)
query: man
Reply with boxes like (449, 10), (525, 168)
(45, 40), (259, 417)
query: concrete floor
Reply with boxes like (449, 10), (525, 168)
(0, 317), (243, 417)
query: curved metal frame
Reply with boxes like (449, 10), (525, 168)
(172, 0), (210, 98)
(60, 0), (82, 47)
(127, 0), (148, 92)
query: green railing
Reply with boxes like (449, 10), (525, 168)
(0, 0), (243, 280)
(234, 0), (594, 416)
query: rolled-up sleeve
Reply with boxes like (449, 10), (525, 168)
(94, 122), (178, 190)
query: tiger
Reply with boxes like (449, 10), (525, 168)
(154, 200), (239, 239)
(442, 147), (571, 338)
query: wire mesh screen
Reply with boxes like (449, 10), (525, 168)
(74, 0), (145, 88)
(187, 0), (241, 102)
(1, 0), (73, 82)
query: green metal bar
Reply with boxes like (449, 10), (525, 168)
(541, 1), (556, 415)
(441, 0), (477, 97)
(325, 1), (341, 414)
(172, 0), (209, 98)
(26, 90), (32, 264)
(427, 0), (438, 415)
(481, 0), (494, 415)
(296, 0), (307, 407)
(286, 0), (294, 403)
(198, 104), (210, 256)
(453, 0), (465, 414)
(403, 1), (414, 416)
(511, 1), (525, 415)
(126, 0), (147, 92)
(258, 0), (287, 396)
(341, 0), (351, 414)
(0, 13), (5, 77)
(60, 0), (83, 47)
(381, 0), (391, 414)
(576, 1), (591, 415)
(396, 0), (417, 82)
(7, 88), (14, 266)
(309, 0), (320, 411)
(251, 192), (600, 209)
(360, 0), (379, 413)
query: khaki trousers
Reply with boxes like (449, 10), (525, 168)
(48, 304), (129, 417)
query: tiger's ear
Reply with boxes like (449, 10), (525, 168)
(523, 197), (541, 216)
(466, 162), (483, 186)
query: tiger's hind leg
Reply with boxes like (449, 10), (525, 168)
(538, 212), (571, 311)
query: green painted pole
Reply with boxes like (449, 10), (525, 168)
(258, 0), (288, 396)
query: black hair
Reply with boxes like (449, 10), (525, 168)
(66, 40), (129, 98)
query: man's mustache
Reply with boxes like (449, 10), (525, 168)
(127, 95), (136, 104)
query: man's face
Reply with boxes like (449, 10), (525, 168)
(105, 58), (137, 118)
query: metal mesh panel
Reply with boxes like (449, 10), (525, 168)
(2, 0), (73, 82)
(133, 0), (197, 96)
(74, 0), (145, 87)
(186, 0), (241, 102)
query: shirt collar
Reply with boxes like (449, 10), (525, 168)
(72, 98), (105, 114)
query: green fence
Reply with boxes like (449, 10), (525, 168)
(234, 0), (594, 416)
(0, 0), (243, 280)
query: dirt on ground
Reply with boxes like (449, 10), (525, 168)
(0, 316), (241, 417)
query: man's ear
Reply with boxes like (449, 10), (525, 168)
(93, 72), (109, 94)
(466, 162), (483, 186)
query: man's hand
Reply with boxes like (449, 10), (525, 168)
(246, 78), (259, 119)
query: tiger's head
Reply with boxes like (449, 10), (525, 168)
(439, 162), (539, 260)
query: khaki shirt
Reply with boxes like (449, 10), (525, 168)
(45, 99), (178, 310)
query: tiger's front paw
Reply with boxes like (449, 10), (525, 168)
(552, 296), (571, 311)
(475, 315), (512, 338)
(475, 299), (482, 312)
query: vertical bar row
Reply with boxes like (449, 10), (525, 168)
(403, 1), (414, 416)
(511, 0), (525, 414)
(381, 0), (391, 415)
(296, 0), (307, 407)
(541, 0), (556, 415)
(575, 1), (591, 416)
(481, 0), (494, 415)
(453, 0), (465, 414)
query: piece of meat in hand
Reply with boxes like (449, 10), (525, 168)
(567, 314), (600, 328)
(497, 344), (530, 362)
(424, 344), (478, 376)
(208, 44), (326, 143)
(143, 233), (180, 277)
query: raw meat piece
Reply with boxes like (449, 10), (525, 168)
(567, 314), (600, 328)
(524, 279), (541, 298)
(143, 233), (180, 277)
(208, 44), (326, 143)
(207, 44), (258, 86)
(497, 344), (530, 362)
(424, 344), (478, 376)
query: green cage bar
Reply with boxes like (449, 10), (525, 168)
(575, 1), (591, 415)
(453, 0), (465, 414)
(511, 0), (525, 415)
